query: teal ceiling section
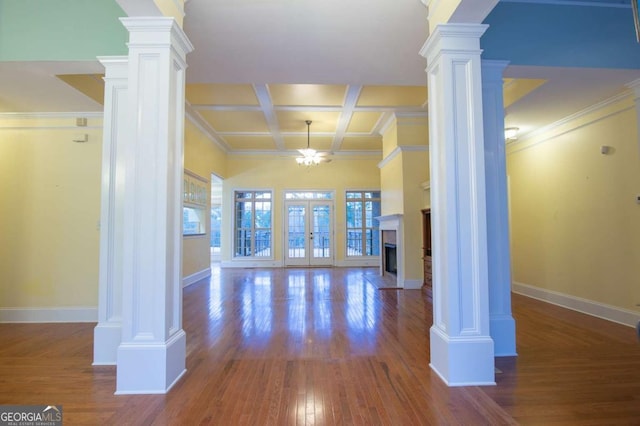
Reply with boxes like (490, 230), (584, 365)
(0, 0), (128, 61)
(482, 2), (640, 69)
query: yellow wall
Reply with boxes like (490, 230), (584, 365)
(221, 155), (381, 264)
(507, 95), (640, 313)
(0, 118), (103, 308)
(182, 120), (228, 278)
(382, 121), (399, 159)
(379, 116), (429, 282)
(402, 151), (429, 280)
(0, 116), (228, 311)
(380, 155), (404, 216)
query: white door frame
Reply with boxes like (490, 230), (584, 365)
(284, 199), (334, 266)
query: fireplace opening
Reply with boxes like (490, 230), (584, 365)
(384, 243), (397, 275)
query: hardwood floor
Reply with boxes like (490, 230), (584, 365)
(0, 266), (639, 425)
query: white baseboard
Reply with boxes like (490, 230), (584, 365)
(182, 268), (212, 288)
(403, 279), (423, 290)
(0, 307), (98, 323)
(335, 258), (380, 268)
(513, 281), (640, 328)
(220, 260), (283, 268)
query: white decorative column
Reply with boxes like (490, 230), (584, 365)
(93, 57), (128, 365)
(482, 60), (517, 357)
(116, 17), (193, 394)
(420, 24), (495, 386)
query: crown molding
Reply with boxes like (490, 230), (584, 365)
(378, 145), (429, 169)
(0, 111), (103, 130)
(508, 89), (633, 153)
(227, 149), (381, 158)
(184, 103), (231, 153)
(0, 111), (103, 119)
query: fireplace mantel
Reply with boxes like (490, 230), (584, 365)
(376, 214), (403, 228)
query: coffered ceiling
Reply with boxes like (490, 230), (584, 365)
(186, 83), (427, 153)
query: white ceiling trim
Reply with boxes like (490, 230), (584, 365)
(274, 106), (344, 112)
(253, 84), (285, 150)
(378, 145), (429, 169)
(191, 105), (428, 113)
(0, 111), (103, 119)
(185, 103), (231, 153)
(228, 149), (381, 157)
(331, 85), (362, 152)
(192, 105), (262, 111)
(508, 89), (633, 152)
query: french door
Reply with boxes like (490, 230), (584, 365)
(285, 200), (333, 266)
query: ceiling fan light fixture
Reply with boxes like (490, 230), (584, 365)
(296, 120), (322, 166)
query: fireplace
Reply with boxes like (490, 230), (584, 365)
(384, 243), (397, 275)
(376, 214), (402, 287)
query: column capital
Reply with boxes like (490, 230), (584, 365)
(120, 16), (194, 58)
(481, 59), (509, 76)
(98, 56), (129, 78)
(420, 23), (488, 63)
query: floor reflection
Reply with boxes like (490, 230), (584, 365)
(201, 266), (398, 356)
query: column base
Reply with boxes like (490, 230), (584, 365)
(115, 329), (186, 394)
(93, 322), (122, 365)
(429, 326), (495, 386)
(490, 314), (517, 357)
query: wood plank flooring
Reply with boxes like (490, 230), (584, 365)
(0, 266), (639, 425)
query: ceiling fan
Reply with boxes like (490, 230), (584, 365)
(295, 120), (332, 165)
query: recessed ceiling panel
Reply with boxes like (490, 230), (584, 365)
(357, 85), (427, 107)
(346, 112), (383, 133)
(199, 110), (269, 132)
(284, 135), (333, 151)
(56, 74), (105, 105)
(269, 84), (347, 106)
(186, 83), (259, 105)
(276, 111), (340, 132)
(340, 136), (382, 151)
(223, 135), (277, 150)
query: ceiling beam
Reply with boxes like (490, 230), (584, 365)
(331, 85), (362, 152)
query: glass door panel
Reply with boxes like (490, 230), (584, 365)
(285, 200), (333, 266)
(311, 203), (331, 265)
(286, 204), (307, 265)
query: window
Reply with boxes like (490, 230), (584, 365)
(184, 207), (206, 235)
(346, 191), (381, 256)
(284, 191), (333, 200)
(183, 171), (208, 236)
(234, 190), (272, 257)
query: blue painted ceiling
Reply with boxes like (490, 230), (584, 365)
(482, 0), (640, 69)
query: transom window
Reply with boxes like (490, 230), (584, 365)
(284, 191), (333, 200)
(234, 190), (272, 257)
(346, 191), (381, 257)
